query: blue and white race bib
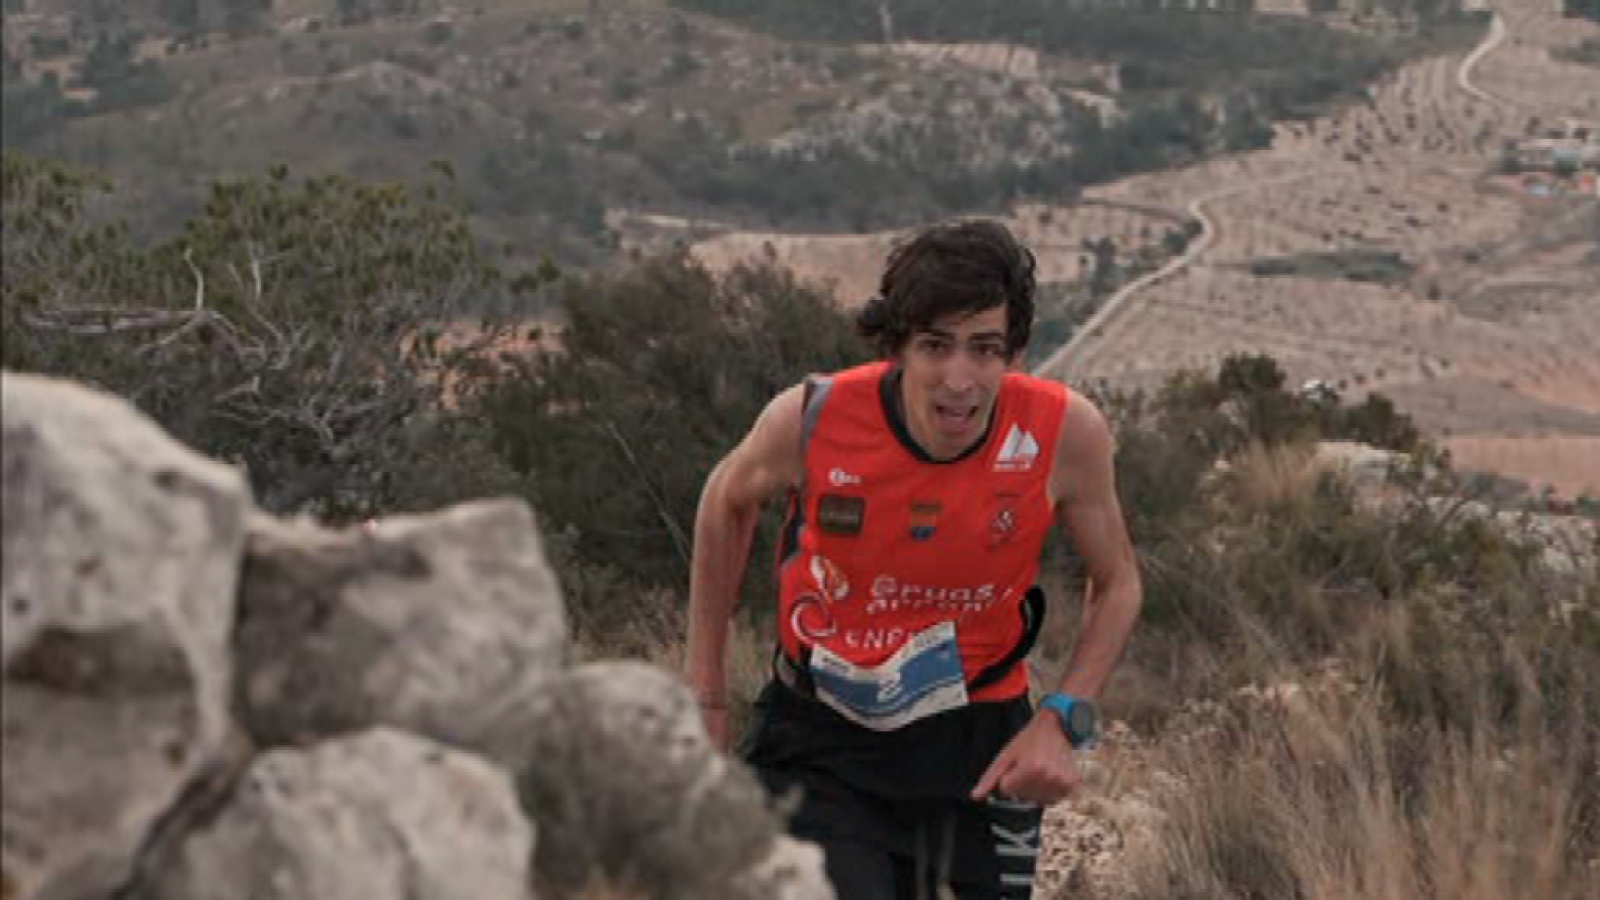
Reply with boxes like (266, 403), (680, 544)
(809, 620), (970, 731)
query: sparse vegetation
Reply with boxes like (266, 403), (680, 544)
(1565, 0), (1600, 24)
(1, 153), (539, 519)
(1246, 248), (1417, 285)
(3, 0), (1595, 890)
(1555, 36), (1600, 67)
(0, 0), (1487, 262)
(475, 249), (867, 634)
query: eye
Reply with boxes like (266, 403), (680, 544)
(917, 336), (953, 356)
(972, 342), (1007, 359)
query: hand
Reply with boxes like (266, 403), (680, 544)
(699, 701), (731, 752)
(971, 711), (1082, 805)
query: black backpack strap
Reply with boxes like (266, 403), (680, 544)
(968, 586), (1046, 693)
(774, 642), (816, 696)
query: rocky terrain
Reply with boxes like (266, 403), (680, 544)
(0, 371), (831, 900)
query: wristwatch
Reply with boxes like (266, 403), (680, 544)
(1041, 693), (1098, 748)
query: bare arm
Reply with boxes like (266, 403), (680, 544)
(685, 384), (805, 740)
(974, 390), (1141, 803)
(1049, 391), (1142, 701)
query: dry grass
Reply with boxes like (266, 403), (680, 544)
(1123, 659), (1592, 900)
(1226, 441), (1326, 511)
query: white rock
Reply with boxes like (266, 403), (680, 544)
(153, 728), (534, 900)
(2, 372), (249, 899)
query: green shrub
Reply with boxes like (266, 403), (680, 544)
(476, 251), (868, 604)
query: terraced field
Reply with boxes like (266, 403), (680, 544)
(680, 200), (1181, 309)
(1038, 0), (1599, 498)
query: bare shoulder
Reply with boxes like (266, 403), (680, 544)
(748, 383), (806, 459)
(1051, 386), (1116, 504)
(1060, 387), (1113, 449)
(718, 382), (806, 498)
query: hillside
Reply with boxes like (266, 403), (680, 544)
(1036, 0), (1600, 500)
(5, 0), (1484, 266)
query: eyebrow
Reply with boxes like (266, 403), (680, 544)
(923, 328), (1006, 342)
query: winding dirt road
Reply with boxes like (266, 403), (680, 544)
(1457, 12), (1509, 106)
(1031, 4), (1550, 391)
(1031, 175), (1309, 381)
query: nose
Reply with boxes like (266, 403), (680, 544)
(941, 349), (979, 394)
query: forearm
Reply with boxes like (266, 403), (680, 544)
(685, 486), (759, 703)
(1054, 570), (1142, 701)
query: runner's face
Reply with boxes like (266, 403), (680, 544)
(896, 305), (1011, 461)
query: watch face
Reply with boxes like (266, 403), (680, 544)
(1067, 701), (1097, 742)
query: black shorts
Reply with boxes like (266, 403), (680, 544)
(743, 680), (1042, 900)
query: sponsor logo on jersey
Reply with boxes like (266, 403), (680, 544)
(987, 493), (1021, 547)
(909, 501), (940, 541)
(828, 467), (862, 487)
(993, 424), (1039, 472)
(791, 554), (849, 641)
(817, 493), (865, 536)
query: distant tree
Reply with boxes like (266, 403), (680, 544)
(77, 36), (175, 112)
(1217, 352), (1317, 447)
(1333, 392), (1420, 452)
(221, 0), (272, 36)
(2, 154), (534, 519)
(1082, 236), (1119, 298)
(1565, 0), (1600, 24)
(161, 0), (203, 35)
(336, 0), (375, 25)
(1, 73), (85, 146)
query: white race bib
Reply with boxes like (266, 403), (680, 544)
(809, 620), (970, 731)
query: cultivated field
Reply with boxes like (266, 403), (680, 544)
(1041, 0), (1600, 499)
(684, 199), (1181, 309)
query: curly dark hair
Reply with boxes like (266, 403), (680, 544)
(855, 219), (1036, 360)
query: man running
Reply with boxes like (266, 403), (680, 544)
(686, 220), (1142, 899)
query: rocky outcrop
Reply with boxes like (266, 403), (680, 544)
(150, 728), (533, 900)
(235, 502), (566, 758)
(517, 662), (813, 900)
(0, 371), (833, 900)
(2, 373), (249, 900)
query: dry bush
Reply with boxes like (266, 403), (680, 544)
(1226, 441), (1324, 513)
(1125, 640), (1595, 900)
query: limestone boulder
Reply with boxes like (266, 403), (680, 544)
(150, 728), (534, 900)
(233, 499), (567, 759)
(516, 661), (833, 900)
(1, 373), (249, 899)
(729, 837), (835, 900)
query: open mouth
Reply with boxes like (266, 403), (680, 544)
(933, 402), (979, 433)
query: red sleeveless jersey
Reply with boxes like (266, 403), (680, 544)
(776, 361), (1069, 702)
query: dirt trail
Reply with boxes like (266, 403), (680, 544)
(1031, 174), (1310, 380)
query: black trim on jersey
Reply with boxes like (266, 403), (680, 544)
(777, 490), (803, 566)
(879, 367), (996, 465)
